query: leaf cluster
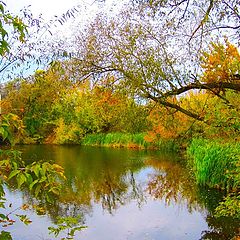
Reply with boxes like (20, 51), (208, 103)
(0, 1), (28, 56)
(48, 216), (86, 240)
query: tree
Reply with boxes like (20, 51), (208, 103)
(0, 3), (79, 238)
(131, 0), (240, 43)
(0, 1), (80, 80)
(2, 63), (74, 141)
(68, 0), (240, 125)
(0, 1), (28, 56)
(201, 40), (240, 84)
(51, 75), (148, 144)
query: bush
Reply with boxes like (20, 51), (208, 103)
(53, 118), (84, 144)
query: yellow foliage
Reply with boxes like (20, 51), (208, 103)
(54, 118), (84, 144)
(201, 40), (240, 83)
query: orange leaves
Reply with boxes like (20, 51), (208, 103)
(145, 104), (191, 141)
(95, 88), (121, 107)
(201, 40), (240, 83)
(144, 131), (157, 143)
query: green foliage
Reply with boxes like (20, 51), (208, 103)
(3, 73), (148, 143)
(2, 67), (72, 141)
(187, 138), (240, 219)
(52, 81), (148, 138)
(0, 149), (66, 201)
(215, 194), (240, 219)
(187, 138), (240, 189)
(53, 118), (83, 144)
(82, 132), (149, 148)
(0, 113), (25, 145)
(0, 2), (28, 56)
(81, 132), (179, 151)
(215, 158), (240, 219)
(48, 216), (86, 240)
(0, 231), (12, 240)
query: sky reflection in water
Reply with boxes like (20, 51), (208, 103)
(3, 145), (239, 240)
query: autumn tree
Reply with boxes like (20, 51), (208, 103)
(52, 76), (149, 144)
(201, 40), (240, 84)
(0, 1), (80, 80)
(2, 64), (72, 140)
(68, 0), (240, 125)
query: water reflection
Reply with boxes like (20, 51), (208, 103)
(145, 156), (240, 239)
(54, 146), (146, 214)
(9, 145), (240, 239)
(145, 156), (200, 211)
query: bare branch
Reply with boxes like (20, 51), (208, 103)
(189, 0), (214, 42)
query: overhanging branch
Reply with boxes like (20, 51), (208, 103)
(146, 93), (205, 121)
(161, 81), (240, 98)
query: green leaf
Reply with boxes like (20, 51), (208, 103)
(48, 187), (59, 195)
(29, 179), (39, 190)
(0, 231), (12, 240)
(15, 214), (32, 225)
(39, 176), (47, 183)
(25, 173), (33, 185)
(32, 164), (40, 178)
(0, 4), (5, 14)
(0, 126), (8, 140)
(16, 173), (26, 188)
(8, 170), (20, 180)
(0, 214), (7, 220)
(34, 184), (41, 197)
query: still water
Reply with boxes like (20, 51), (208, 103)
(3, 145), (240, 240)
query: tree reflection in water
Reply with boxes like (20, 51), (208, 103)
(146, 156), (240, 240)
(9, 145), (240, 239)
(146, 156), (199, 211)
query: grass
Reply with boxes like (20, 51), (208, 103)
(187, 138), (240, 190)
(187, 138), (240, 219)
(81, 132), (179, 151)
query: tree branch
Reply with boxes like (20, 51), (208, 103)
(189, 0), (214, 42)
(146, 93), (205, 121)
(161, 81), (240, 98)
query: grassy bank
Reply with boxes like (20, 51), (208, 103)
(187, 138), (240, 189)
(81, 132), (179, 151)
(187, 138), (240, 218)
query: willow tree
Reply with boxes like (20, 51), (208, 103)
(69, 0), (240, 124)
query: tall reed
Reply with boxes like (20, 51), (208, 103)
(187, 138), (240, 190)
(81, 132), (179, 151)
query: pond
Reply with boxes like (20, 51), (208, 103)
(3, 145), (240, 240)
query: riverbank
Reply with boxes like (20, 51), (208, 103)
(187, 138), (240, 218)
(10, 130), (240, 219)
(80, 132), (179, 152)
